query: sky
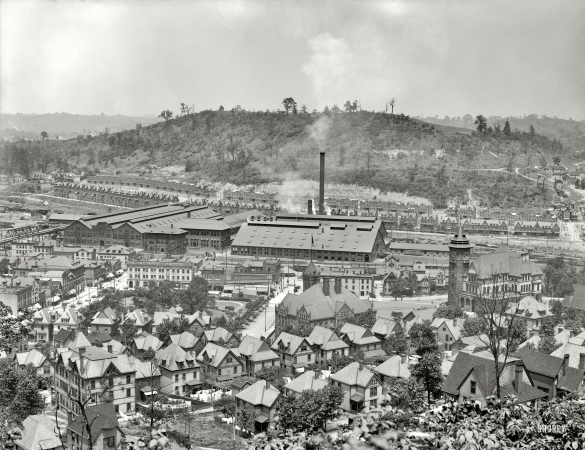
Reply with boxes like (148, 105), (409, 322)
(1, 0), (584, 119)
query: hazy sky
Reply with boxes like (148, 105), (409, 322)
(1, 0), (584, 119)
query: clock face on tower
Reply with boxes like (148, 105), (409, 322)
(463, 252), (469, 260)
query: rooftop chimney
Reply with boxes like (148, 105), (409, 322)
(107, 344), (113, 353)
(334, 277), (342, 294)
(319, 152), (325, 215)
(514, 361), (523, 392)
(308, 199), (313, 215)
(579, 353), (585, 371)
(563, 354), (569, 376)
(400, 353), (406, 364)
(322, 277), (330, 296)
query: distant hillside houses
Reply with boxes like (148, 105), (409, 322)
(86, 175), (218, 198)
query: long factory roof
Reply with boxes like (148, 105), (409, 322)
(231, 217), (383, 253)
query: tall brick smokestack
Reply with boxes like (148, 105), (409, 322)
(319, 152), (325, 215)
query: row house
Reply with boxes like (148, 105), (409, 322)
(308, 326), (349, 367)
(237, 335), (280, 376)
(11, 239), (56, 257)
(462, 219), (508, 236)
(205, 199), (279, 218)
(156, 343), (202, 396)
(121, 354), (162, 404)
(235, 380), (280, 433)
(513, 221), (561, 237)
(54, 346), (136, 416)
(0, 279), (46, 312)
(330, 362), (383, 412)
(339, 323), (384, 358)
(86, 175), (217, 197)
(271, 332), (315, 375)
(223, 189), (277, 204)
(197, 343), (244, 383)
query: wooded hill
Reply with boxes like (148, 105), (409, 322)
(0, 110), (575, 209)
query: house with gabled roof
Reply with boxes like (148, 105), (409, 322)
(152, 308), (211, 337)
(30, 307), (54, 345)
(235, 379), (280, 433)
(14, 348), (53, 380)
(441, 351), (547, 407)
(122, 308), (152, 334)
(231, 376), (256, 395)
(67, 403), (124, 450)
(275, 278), (373, 335)
(237, 335), (280, 376)
(516, 349), (585, 400)
(431, 318), (462, 352)
(53, 307), (80, 332)
(339, 323), (384, 358)
(167, 331), (200, 352)
(373, 354), (410, 383)
(197, 342), (244, 383)
(551, 343), (585, 370)
(156, 343), (201, 396)
(202, 326), (238, 347)
(308, 325), (349, 367)
(329, 362), (383, 412)
(504, 296), (553, 336)
(270, 332), (316, 375)
(132, 331), (163, 357)
(283, 369), (328, 396)
(54, 345), (136, 416)
(451, 334), (490, 355)
(90, 306), (120, 335)
(117, 354), (161, 404)
(15, 414), (64, 450)
(370, 317), (402, 341)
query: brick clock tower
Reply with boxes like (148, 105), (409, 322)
(447, 225), (473, 307)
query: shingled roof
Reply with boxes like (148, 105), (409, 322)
(467, 250), (542, 279)
(133, 332), (163, 352)
(373, 355), (410, 379)
(339, 323), (381, 346)
(16, 414), (63, 450)
(197, 342), (240, 368)
(280, 279), (372, 321)
(15, 348), (48, 368)
(170, 331), (199, 349)
(284, 370), (328, 394)
(271, 332), (313, 356)
(237, 336), (279, 362)
(67, 403), (119, 441)
(204, 327), (234, 343)
(308, 326), (348, 351)
(371, 318), (401, 338)
(330, 361), (378, 387)
(156, 343), (199, 371)
(235, 379), (280, 407)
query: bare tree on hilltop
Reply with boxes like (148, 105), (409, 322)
(282, 97), (295, 115)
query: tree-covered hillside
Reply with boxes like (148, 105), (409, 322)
(0, 109), (573, 208)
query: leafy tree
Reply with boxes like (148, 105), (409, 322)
(0, 359), (44, 423)
(550, 300), (564, 325)
(410, 321), (439, 355)
(0, 304), (33, 353)
(277, 384), (344, 432)
(156, 317), (190, 343)
(553, 155), (561, 165)
(383, 328), (408, 355)
(177, 276), (211, 314)
(256, 366), (284, 390)
(329, 353), (354, 372)
(529, 125), (536, 136)
(331, 104), (341, 114)
(390, 277), (409, 301)
(386, 376), (426, 412)
(503, 120), (512, 135)
(323, 106), (330, 114)
(159, 110), (173, 124)
(212, 395), (235, 417)
(474, 115), (487, 133)
(432, 304), (465, 320)
(40, 131), (48, 140)
(300, 104), (307, 114)
(344, 308), (377, 329)
(119, 318), (137, 346)
(237, 408), (257, 434)
(281, 98), (295, 115)
(410, 352), (443, 402)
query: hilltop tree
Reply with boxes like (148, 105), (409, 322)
(503, 120), (512, 135)
(344, 101), (353, 113)
(323, 106), (330, 114)
(159, 110), (173, 124)
(281, 98), (295, 115)
(300, 104), (307, 114)
(331, 104), (341, 114)
(0, 304), (33, 354)
(219, 105), (224, 111)
(474, 115), (487, 133)
(530, 125), (536, 136)
(40, 131), (48, 140)
(387, 98), (396, 114)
